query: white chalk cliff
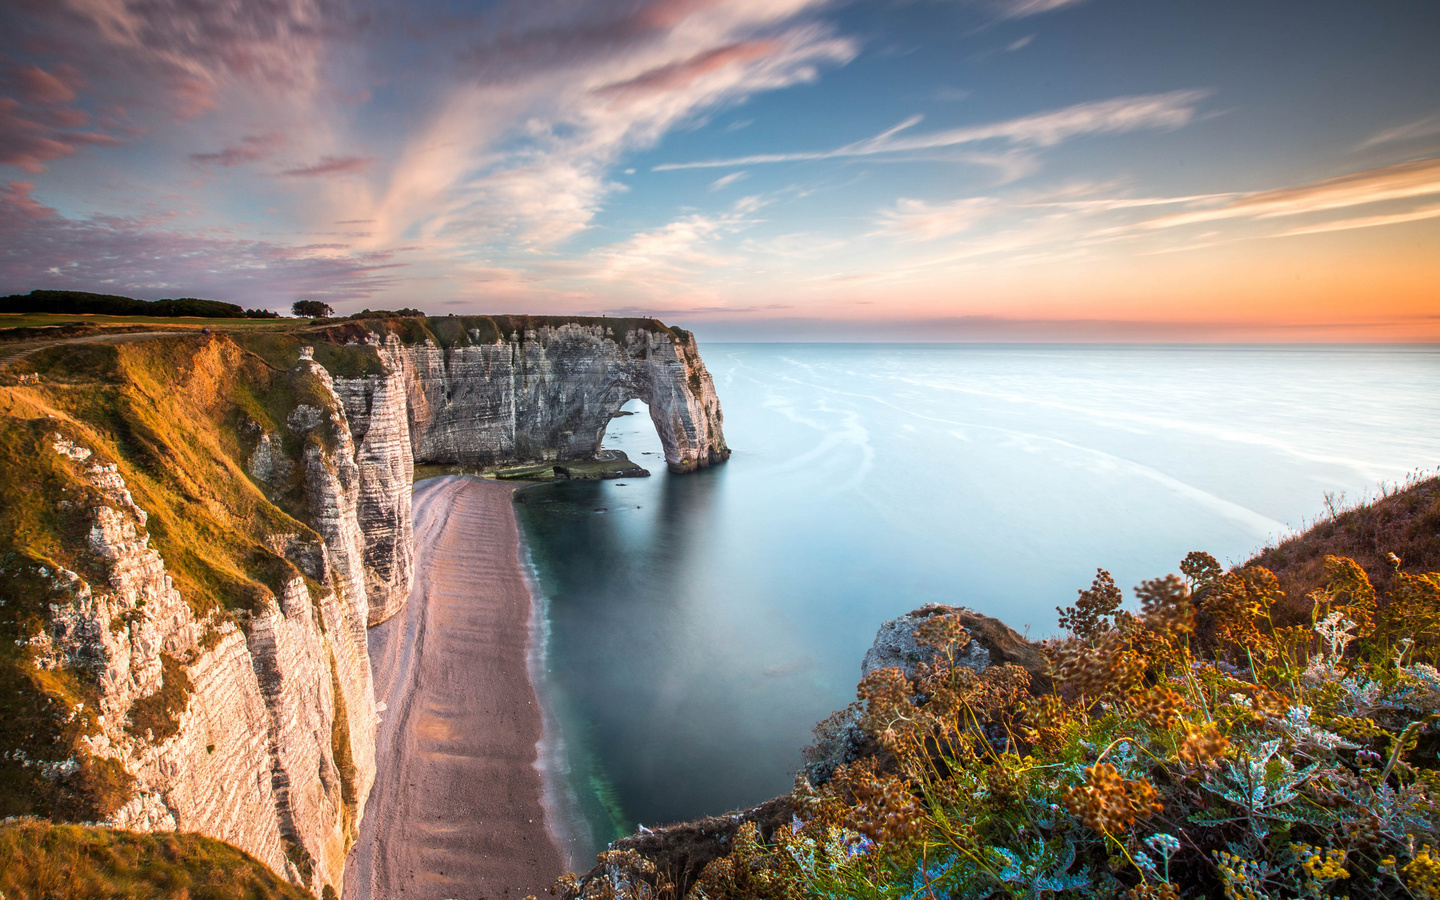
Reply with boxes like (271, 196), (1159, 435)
(10, 317), (727, 896)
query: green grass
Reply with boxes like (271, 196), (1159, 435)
(0, 312), (298, 330)
(125, 654), (192, 742)
(0, 819), (312, 899)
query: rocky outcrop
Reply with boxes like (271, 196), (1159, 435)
(861, 604), (1048, 683)
(330, 341), (415, 627)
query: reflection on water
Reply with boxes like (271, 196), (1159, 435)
(516, 343), (1440, 860)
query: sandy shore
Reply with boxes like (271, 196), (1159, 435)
(344, 476), (564, 899)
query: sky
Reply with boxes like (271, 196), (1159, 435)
(0, 0), (1437, 341)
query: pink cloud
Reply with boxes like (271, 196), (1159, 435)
(1, 182), (56, 219)
(0, 97), (123, 173)
(18, 65), (79, 104)
(190, 132), (285, 167)
(0, 182), (401, 303)
(282, 155), (375, 177)
(593, 40), (782, 100)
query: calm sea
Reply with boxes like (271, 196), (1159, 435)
(514, 343), (1440, 865)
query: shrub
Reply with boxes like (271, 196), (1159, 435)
(683, 553), (1440, 899)
(291, 300), (334, 318)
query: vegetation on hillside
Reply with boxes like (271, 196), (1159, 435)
(0, 818), (312, 900)
(1, 289), (277, 319)
(0, 335), (340, 821)
(557, 510), (1440, 900)
(635, 551), (1439, 900)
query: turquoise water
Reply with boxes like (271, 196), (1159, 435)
(515, 343), (1440, 863)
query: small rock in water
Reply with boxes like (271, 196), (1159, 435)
(593, 507), (607, 512)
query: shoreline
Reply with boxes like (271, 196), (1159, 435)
(519, 511), (596, 874)
(343, 476), (564, 899)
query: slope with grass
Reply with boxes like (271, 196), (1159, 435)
(0, 818), (315, 900)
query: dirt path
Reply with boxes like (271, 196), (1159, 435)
(0, 330), (177, 364)
(344, 477), (563, 900)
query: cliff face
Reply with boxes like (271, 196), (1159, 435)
(34, 429), (374, 897)
(1, 315), (728, 894)
(397, 322), (727, 474)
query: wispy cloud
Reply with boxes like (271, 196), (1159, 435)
(1135, 155), (1440, 230)
(190, 133), (285, 167)
(1357, 114), (1440, 151)
(363, 4), (856, 251)
(1276, 202), (1440, 237)
(586, 196), (764, 286)
(710, 171), (748, 190)
(282, 155), (375, 177)
(984, 0), (1090, 19)
(653, 89), (1212, 170)
(0, 180), (398, 302)
(872, 197), (998, 241)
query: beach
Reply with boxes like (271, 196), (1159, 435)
(344, 476), (563, 899)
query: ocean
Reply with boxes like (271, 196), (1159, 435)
(514, 343), (1440, 865)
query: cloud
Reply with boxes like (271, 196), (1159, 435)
(1357, 114), (1440, 151)
(583, 196), (764, 288)
(364, 4), (856, 251)
(0, 180), (399, 303)
(1006, 35), (1035, 51)
(189, 133), (285, 167)
(0, 96), (123, 173)
(654, 89), (1212, 170)
(591, 40), (782, 100)
(872, 197), (997, 241)
(710, 171), (747, 190)
(282, 155), (375, 177)
(18, 65), (80, 104)
(981, 0), (1090, 19)
(1275, 202), (1440, 237)
(1135, 155), (1440, 231)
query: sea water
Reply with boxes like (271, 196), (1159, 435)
(515, 343), (1440, 864)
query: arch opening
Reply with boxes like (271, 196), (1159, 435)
(596, 397), (667, 476)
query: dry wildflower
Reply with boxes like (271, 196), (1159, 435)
(1061, 763), (1163, 834)
(1136, 574), (1195, 639)
(1134, 685), (1190, 729)
(1177, 721), (1229, 769)
(1406, 845), (1440, 900)
(851, 774), (923, 844)
(1058, 569), (1125, 645)
(856, 666), (915, 737)
(914, 613), (970, 660)
(1311, 555), (1377, 639)
(1125, 883), (1181, 900)
(1049, 636), (1147, 701)
(1018, 693), (1070, 752)
(1201, 567), (1283, 663)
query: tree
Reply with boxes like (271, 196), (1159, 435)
(291, 300), (333, 318)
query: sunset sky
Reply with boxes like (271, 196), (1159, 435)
(1, 0), (1437, 340)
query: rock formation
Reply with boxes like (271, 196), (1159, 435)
(324, 318), (728, 625)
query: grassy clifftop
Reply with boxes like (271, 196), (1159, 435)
(0, 333), (340, 822)
(0, 818), (312, 900)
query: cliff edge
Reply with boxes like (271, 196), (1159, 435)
(0, 314), (728, 896)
